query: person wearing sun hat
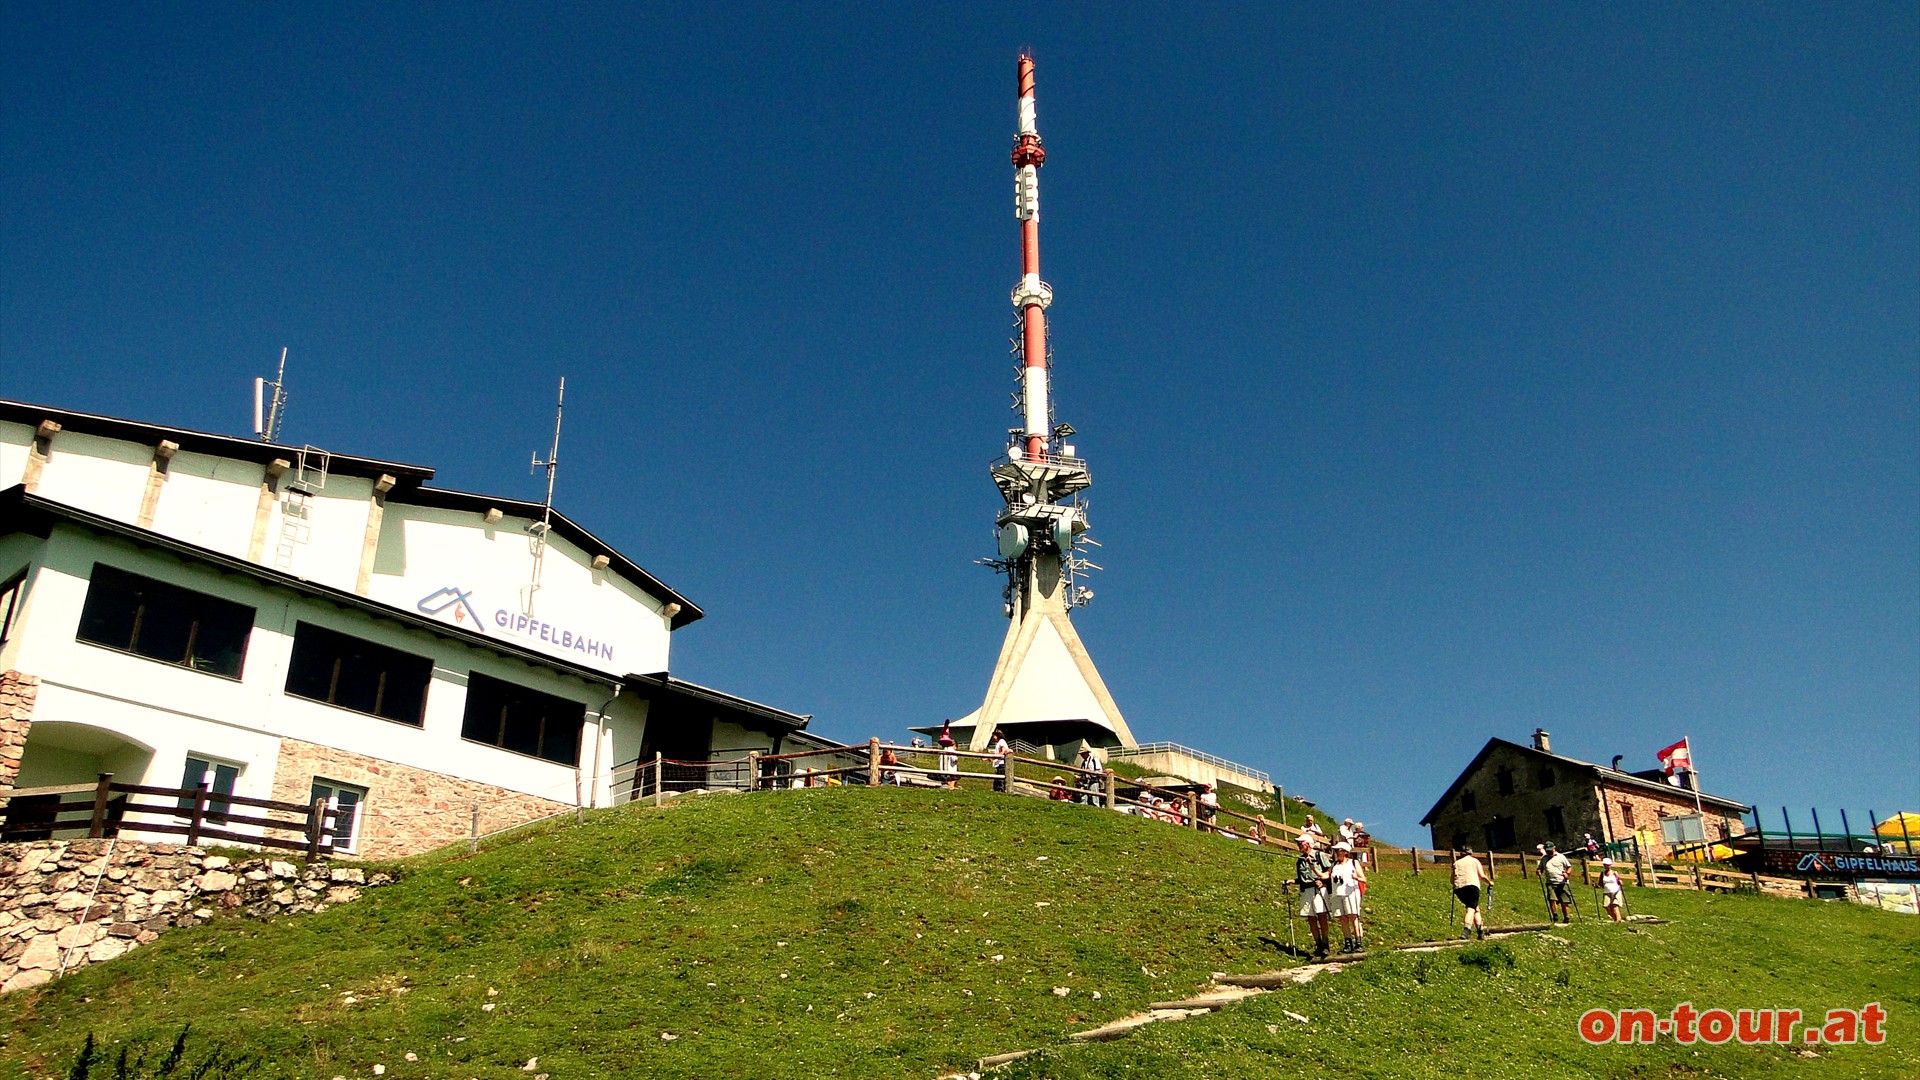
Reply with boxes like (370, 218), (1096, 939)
(1293, 832), (1333, 958)
(1329, 841), (1365, 953)
(1599, 857), (1625, 922)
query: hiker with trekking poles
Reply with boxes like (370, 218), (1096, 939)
(1450, 846), (1491, 939)
(1294, 832), (1333, 958)
(1598, 857), (1625, 922)
(1538, 843), (1576, 923)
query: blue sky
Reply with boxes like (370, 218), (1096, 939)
(4, 5), (1914, 843)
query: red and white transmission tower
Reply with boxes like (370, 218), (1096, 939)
(954, 52), (1136, 754)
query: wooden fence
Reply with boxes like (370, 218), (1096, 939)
(591, 747), (1856, 907)
(1382, 843), (1826, 901)
(0, 773), (337, 858)
(607, 740), (1313, 852)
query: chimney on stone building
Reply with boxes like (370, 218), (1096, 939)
(1532, 728), (1551, 753)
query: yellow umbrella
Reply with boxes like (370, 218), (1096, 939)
(1875, 812), (1920, 853)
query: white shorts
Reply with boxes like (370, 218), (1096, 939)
(1297, 887), (1327, 917)
(1328, 891), (1361, 918)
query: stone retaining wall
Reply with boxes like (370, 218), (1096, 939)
(0, 838), (392, 994)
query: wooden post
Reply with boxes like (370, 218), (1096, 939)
(574, 767), (586, 823)
(653, 752), (664, 807)
(87, 773), (114, 838)
(469, 806), (480, 853)
(1581, 859), (1591, 887)
(867, 738), (882, 787)
(1103, 769), (1116, 810)
(748, 752), (761, 791)
(1187, 791), (1200, 830)
(186, 781), (211, 846)
(306, 797), (327, 860)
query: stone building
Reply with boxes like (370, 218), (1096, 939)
(1, 399), (810, 858)
(1420, 729), (1750, 862)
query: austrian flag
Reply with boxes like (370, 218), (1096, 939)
(1657, 738), (1692, 775)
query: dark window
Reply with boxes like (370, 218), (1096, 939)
(178, 755), (240, 820)
(460, 672), (585, 765)
(77, 565), (253, 678)
(1620, 801), (1636, 827)
(1495, 768), (1515, 796)
(310, 778), (367, 853)
(1460, 789), (1477, 812)
(285, 622), (431, 725)
(0, 569), (25, 645)
(1545, 806), (1566, 835)
(1484, 816), (1516, 850)
(1537, 765), (1556, 788)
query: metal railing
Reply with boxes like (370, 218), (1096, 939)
(1106, 742), (1272, 787)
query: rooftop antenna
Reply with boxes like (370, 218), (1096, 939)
(252, 347), (289, 443)
(522, 376), (566, 614)
(530, 376), (566, 533)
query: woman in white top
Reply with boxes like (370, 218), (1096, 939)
(1599, 858), (1625, 922)
(1329, 842), (1365, 953)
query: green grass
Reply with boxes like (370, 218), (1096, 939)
(2, 786), (1914, 1079)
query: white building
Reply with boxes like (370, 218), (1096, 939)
(0, 400), (810, 856)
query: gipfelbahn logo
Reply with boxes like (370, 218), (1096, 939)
(415, 585), (615, 663)
(417, 586), (485, 628)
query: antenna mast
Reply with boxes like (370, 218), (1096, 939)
(530, 376), (566, 533)
(523, 377), (566, 614)
(252, 347), (289, 443)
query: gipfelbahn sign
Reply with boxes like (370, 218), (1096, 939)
(1760, 850), (1920, 880)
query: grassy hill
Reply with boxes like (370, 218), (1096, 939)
(1, 787), (1914, 1079)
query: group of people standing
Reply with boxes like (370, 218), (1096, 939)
(1292, 828), (1367, 957)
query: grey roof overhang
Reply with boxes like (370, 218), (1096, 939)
(2, 486), (623, 689)
(0, 399), (702, 629)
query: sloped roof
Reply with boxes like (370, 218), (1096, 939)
(0, 399), (701, 628)
(1419, 736), (1749, 825)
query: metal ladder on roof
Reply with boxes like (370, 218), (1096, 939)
(273, 446), (330, 571)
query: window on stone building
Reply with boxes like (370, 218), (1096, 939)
(1536, 765), (1556, 788)
(310, 778), (368, 854)
(1545, 805), (1565, 835)
(1495, 767), (1515, 796)
(1484, 816), (1516, 850)
(77, 564), (253, 678)
(0, 569), (25, 645)
(460, 672), (586, 766)
(1620, 801), (1635, 827)
(1461, 789), (1477, 812)
(285, 622), (431, 726)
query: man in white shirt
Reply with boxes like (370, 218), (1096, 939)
(1541, 843), (1574, 924)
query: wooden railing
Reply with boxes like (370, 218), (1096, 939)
(0, 773), (337, 858)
